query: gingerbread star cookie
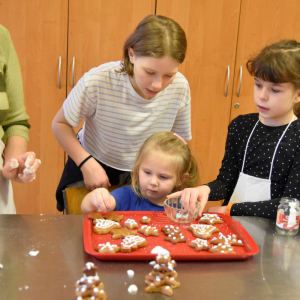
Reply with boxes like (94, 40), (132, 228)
(209, 243), (235, 254)
(161, 225), (181, 236)
(198, 213), (223, 225)
(187, 224), (219, 239)
(189, 238), (210, 252)
(120, 235), (148, 253)
(124, 219), (139, 229)
(138, 225), (159, 237)
(145, 275), (180, 288)
(103, 213), (123, 222)
(110, 227), (137, 239)
(210, 233), (243, 246)
(88, 213), (104, 221)
(145, 284), (173, 296)
(141, 216), (151, 224)
(93, 219), (121, 235)
(94, 242), (120, 253)
(164, 232), (186, 244)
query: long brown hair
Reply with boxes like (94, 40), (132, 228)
(117, 15), (187, 76)
(246, 40), (300, 117)
(131, 131), (199, 199)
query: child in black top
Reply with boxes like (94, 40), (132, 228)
(168, 40), (300, 219)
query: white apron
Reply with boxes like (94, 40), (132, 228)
(0, 140), (16, 213)
(229, 116), (294, 204)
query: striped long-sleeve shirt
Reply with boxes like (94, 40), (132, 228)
(63, 61), (191, 171)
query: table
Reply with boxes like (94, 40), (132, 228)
(0, 215), (299, 300)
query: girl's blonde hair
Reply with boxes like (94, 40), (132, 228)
(118, 15), (187, 76)
(131, 131), (199, 198)
(246, 40), (300, 117)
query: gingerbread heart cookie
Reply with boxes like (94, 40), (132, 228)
(120, 235), (147, 253)
(93, 219), (121, 235)
(110, 227), (137, 239)
(198, 213), (223, 225)
(189, 238), (210, 252)
(187, 224), (219, 239)
(138, 225), (159, 237)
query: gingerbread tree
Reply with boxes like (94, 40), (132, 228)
(145, 254), (180, 296)
(75, 262), (107, 300)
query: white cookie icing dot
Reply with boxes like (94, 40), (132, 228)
(128, 284), (138, 294)
(127, 270), (134, 278)
(150, 246), (170, 255)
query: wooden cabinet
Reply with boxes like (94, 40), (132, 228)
(157, 0), (300, 186)
(1, 0), (300, 213)
(0, 0), (155, 214)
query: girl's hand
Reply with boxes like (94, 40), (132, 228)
(167, 185), (211, 216)
(2, 151), (41, 183)
(207, 206), (227, 215)
(89, 188), (116, 212)
(81, 158), (111, 190)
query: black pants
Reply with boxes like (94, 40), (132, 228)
(56, 156), (130, 211)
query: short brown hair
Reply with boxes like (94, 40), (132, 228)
(131, 131), (199, 199)
(246, 40), (300, 117)
(118, 15), (187, 76)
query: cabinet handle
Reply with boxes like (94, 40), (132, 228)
(58, 56), (61, 89)
(72, 57), (75, 88)
(237, 66), (242, 97)
(225, 65), (230, 97)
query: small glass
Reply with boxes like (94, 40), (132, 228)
(164, 197), (201, 224)
(276, 197), (300, 236)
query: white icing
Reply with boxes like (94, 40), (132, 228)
(151, 246), (170, 255)
(94, 219), (119, 229)
(10, 159), (19, 169)
(128, 284), (138, 294)
(0, 264), (3, 269)
(29, 250), (39, 256)
(127, 270), (134, 278)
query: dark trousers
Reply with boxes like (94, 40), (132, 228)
(56, 155), (130, 211)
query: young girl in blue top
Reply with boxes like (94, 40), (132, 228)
(53, 15), (192, 212)
(81, 131), (198, 214)
(169, 40), (300, 219)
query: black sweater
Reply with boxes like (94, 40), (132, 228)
(207, 113), (300, 219)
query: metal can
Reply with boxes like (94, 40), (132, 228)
(276, 197), (300, 236)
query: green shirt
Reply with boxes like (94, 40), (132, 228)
(0, 24), (30, 145)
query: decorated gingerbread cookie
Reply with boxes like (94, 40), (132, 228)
(124, 219), (139, 229)
(189, 238), (210, 251)
(94, 242), (120, 253)
(103, 213), (123, 222)
(145, 284), (173, 296)
(164, 232), (186, 244)
(198, 213), (223, 225)
(141, 216), (151, 224)
(209, 243), (235, 254)
(161, 225), (181, 236)
(187, 224), (219, 239)
(150, 270), (178, 279)
(88, 213), (104, 220)
(110, 227), (137, 239)
(93, 219), (121, 235)
(145, 275), (180, 288)
(210, 233), (243, 246)
(120, 235), (148, 253)
(138, 225), (159, 237)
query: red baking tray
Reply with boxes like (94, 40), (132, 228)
(83, 211), (259, 260)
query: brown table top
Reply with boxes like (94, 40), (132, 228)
(0, 214), (299, 300)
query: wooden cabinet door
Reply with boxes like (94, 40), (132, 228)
(68, 0), (156, 93)
(0, 0), (67, 214)
(157, 0), (241, 184)
(231, 0), (300, 120)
